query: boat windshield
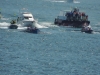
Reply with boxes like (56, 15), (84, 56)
(24, 17), (32, 19)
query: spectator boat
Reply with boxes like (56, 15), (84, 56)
(54, 7), (90, 28)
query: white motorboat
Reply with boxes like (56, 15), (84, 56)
(17, 12), (35, 27)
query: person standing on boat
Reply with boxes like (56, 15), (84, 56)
(86, 15), (88, 21)
(77, 12), (82, 21)
(66, 12), (70, 21)
(0, 12), (2, 19)
(17, 17), (19, 22)
(70, 11), (73, 21)
(82, 12), (85, 21)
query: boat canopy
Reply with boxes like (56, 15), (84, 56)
(22, 12), (33, 18)
(59, 10), (71, 16)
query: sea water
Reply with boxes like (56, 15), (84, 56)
(0, 0), (100, 75)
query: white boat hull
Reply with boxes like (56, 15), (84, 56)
(17, 12), (35, 27)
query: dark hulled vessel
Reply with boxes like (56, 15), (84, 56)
(54, 8), (90, 28)
(9, 20), (18, 29)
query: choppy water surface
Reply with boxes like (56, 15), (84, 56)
(0, 0), (100, 75)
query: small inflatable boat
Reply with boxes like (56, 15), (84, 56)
(81, 25), (93, 33)
(25, 27), (40, 34)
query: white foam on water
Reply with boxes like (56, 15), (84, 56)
(38, 22), (58, 28)
(0, 22), (26, 30)
(0, 22), (10, 29)
(17, 26), (27, 30)
(1, 17), (10, 20)
(0, 27), (8, 29)
(34, 20), (58, 28)
(0, 20), (58, 31)
(34, 22), (48, 28)
(46, 0), (66, 3)
(0, 22), (10, 26)
(52, 1), (66, 3)
(15, 23), (27, 30)
(74, 1), (80, 3)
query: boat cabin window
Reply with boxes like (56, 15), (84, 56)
(24, 17), (29, 19)
(24, 17), (32, 19)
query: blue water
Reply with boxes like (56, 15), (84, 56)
(0, 0), (100, 75)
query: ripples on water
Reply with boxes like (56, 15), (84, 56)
(0, 0), (100, 75)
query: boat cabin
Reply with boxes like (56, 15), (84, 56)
(56, 10), (71, 20)
(22, 12), (34, 21)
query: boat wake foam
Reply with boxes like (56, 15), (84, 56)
(73, 1), (80, 3)
(47, 0), (80, 3)
(1, 17), (10, 20)
(0, 21), (57, 30)
(34, 21), (58, 28)
(34, 22), (48, 28)
(45, 0), (66, 3)
(0, 22), (10, 29)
